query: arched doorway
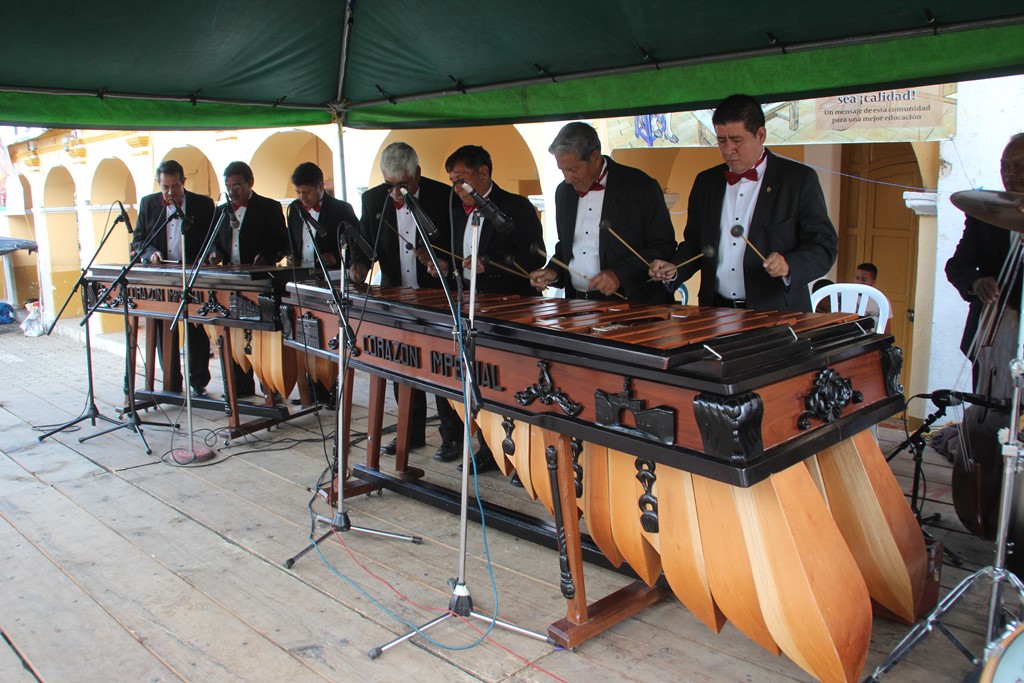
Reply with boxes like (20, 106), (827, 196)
(90, 158), (138, 332)
(42, 166), (80, 316)
(1, 175), (38, 305)
(159, 148), (217, 200)
(369, 126), (540, 197)
(251, 131), (334, 201)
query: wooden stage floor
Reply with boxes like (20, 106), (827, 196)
(0, 323), (1014, 682)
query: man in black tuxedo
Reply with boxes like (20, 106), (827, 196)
(211, 161), (286, 267)
(131, 159), (215, 395)
(348, 142), (460, 460)
(209, 161), (288, 397)
(428, 145), (546, 473)
(650, 94), (837, 312)
(945, 133), (1024, 375)
(529, 122), (675, 303)
(284, 161), (359, 406)
(285, 162), (359, 270)
(445, 145), (545, 297)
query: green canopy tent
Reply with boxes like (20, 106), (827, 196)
(2, 1), (1023, 131)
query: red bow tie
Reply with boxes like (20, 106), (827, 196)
(724, 168), (758, 185)
(463, 203), (476, 216)
(576, 166), (609, 198)
(304, 203), (320, 213)
(232, 200), (248, 211)
(162, 198), (173, 207)
(392, 200), (404, 211)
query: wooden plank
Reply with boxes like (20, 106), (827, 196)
(0, 512), (178, 681)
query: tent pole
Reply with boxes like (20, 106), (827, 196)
(336, 121), (347, 202)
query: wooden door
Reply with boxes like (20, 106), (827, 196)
(839, 143), (921, 394)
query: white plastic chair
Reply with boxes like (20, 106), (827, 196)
(809, 283), (890, 333)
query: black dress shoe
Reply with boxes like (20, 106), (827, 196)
(433, 441), (463, 462)
(190, 385), (207, 397)
(457, 443), (497, 474)
(382, 438), (425, 456)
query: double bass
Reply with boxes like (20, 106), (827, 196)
(951, 230), (1023, 552)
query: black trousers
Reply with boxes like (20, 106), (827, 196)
(389, 381), (463, 444)
(155, 321), (211, 392)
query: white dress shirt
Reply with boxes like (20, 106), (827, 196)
(715, 156), (767, 300)
(569, 162), (608, 292)
(396, 195), (419, 288)
(299, 204), (320, 267)
(165, 197), (186, 262)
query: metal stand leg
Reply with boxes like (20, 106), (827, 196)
(871, 287), (1024, 679)
(366, 208), (549, 660)
(38, 316), (122, 441)
(284, 513), (422, 569)
(284, 233), (421, 571)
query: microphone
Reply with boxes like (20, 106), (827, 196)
(928, 389), (1009, 411)
(294, 203), (326, 237)
(342, 222), (375, 261)
(114, 201), (133, 233)
(459, 182), (513, 235)
(399, 187), (439, 238)
(169, 202), (194, 229)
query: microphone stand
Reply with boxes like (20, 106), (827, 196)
(868, 270), (1024, 680)
(368, 203), (546, 659)
(37, 208), (127, 441)
(165, 206), (223, 464)
(76, 204), (184, 453)
(284, 209), (421, 571)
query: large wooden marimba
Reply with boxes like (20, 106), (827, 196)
(85, 264), (320, 438)
(288, 284), (924, 683)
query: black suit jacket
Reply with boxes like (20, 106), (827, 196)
(356, 176), (453, 289)
(285, 192), (359, 266)
(133, 190), (215, 264)
(551, 157), (675, 303)
(450, 184), (545, 296)
(945, 215), (1020, 358)
(211, 192), (287, 265)
(673, 150), (837, 312)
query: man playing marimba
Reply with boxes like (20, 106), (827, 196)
(209, 161), (288, 397)
(650, 94), (837, 312)
(348, 142), (462, 461)
(131, 159), (215, 396)
(529, 121), (675, 303)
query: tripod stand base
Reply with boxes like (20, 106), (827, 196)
(170, 446), (215, 464)
(284, 513), (422, 570)
(367, 604), (550, 660)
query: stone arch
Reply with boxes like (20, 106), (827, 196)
(158, 147), (217, 200)
(90, 157), (137, 264)
(251, 130), (333, 201)
(89, 158), (138, 332)
(42, 166), (80, 314)
(370, 125), (541, 198)
(2, 175), (39, 304)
